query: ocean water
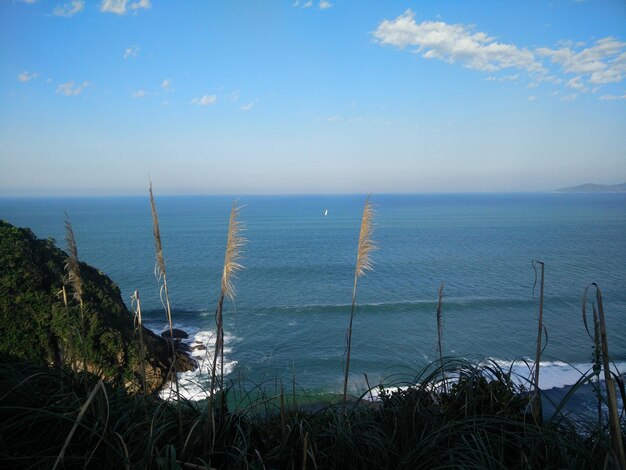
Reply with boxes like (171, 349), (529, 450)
(1, 193), (625, 399)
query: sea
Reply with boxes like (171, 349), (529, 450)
(1, 193), (625, 407)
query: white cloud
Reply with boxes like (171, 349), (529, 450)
(528, 95), (536, 101)
(303, 0), (313, 8)
(131, 89), (147, 98)
(56, 81), (89, 96)
(53, 0), (84, 17)
(123, 45), (140, 59)
(560, 93), (578, 102)
(566, 75), (586, 91)
(129, 0), (151, 10)
(319, 1), (332, 9)
(537, 37), (626, 85)
(191, 94), (217, 106)
(161, 78), (173, 91)
(486, 74), (519, 82)
(20, 0), (37, 3)
(101, 0), (151, 15)
(374, 9), (545, 74)
(374, 11), (626, 100)
(240, 101), (255, 111)
(599, 93), (626, 100)
(18, 71), (37, 82)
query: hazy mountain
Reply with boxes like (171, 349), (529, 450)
(555, 183), (626, 193)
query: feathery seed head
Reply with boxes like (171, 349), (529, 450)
(64, 213), (83, 305)
(355, 196), (376, 277)
(221, 202), (246, 301)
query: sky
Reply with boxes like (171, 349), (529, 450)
(1, 0), (625, 196)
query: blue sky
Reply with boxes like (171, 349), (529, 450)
(1, 0), (625, 195)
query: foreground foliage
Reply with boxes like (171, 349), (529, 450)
(1, 359), (623, 469)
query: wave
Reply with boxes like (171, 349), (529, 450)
(477, 358), (626, 391)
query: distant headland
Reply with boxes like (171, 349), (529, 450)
(555, 182), (626, 193)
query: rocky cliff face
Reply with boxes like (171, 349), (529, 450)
(0, 220), (195, 394)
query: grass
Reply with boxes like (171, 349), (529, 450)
(1, 357), (622, 469)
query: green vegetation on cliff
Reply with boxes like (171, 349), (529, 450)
(0, 219), (171, 392)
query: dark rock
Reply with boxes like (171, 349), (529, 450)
(192, 344), (206, 351)
(161, 328), (189, 340)
(175, 351), (198, 372)
(175, 342), (191, 352)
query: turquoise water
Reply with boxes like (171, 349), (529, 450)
(1, 193), (625, 396)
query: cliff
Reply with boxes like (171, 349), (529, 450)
(0, 219), (193, 394)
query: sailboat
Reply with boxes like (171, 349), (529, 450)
(324, 209), (328, 216)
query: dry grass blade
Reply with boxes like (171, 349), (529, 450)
(582, 283), (626, 470)
(532, 260), (545, 422)
(148, 181), (179, 399)
(52, 380), (107, 470)
(221, 202), (246, 301)
(149, 180), (166, 278)
(355, 196), (376, 277)
(131, 290), (147, 397)
(64, 213), (83, 306)
(436, 282), (445, 363)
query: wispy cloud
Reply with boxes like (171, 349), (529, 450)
(191, 94), (217, 106)
(294, 0), (331, 9)
(560, 93), (578, 102)
(240, 101), (256, 111)
(161, 78), (172, 91)
(131, 89), (147, 98)
(374, 10), (626, 99)
(599, 93), (626, 100)
(293, 0), (313, 8)
(566, 75), (587, 91)
(123, 45), (140, 59)
(56, 81), (89, 96)
(374, 9), (544, 74)
(18, 71), (37, 82)
(101, 0), (151, 15)
(53, 0), (84, 17)
(20, 0), (37, 4)
(537, 38), (625, 79)
(486, 74), (519, 82)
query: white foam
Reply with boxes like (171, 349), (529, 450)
(361, 359), (626, 402)
(156, 326), (239, 401)
(483, 358), (626, 390)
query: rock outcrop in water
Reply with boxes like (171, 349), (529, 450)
(0, 219), (195, 394)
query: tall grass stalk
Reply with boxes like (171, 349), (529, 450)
(436, 282), (445, 363)
(343, 196), (375, 402)
(210, 201), (245, 398)
(583, 283), (626, 469)
(532, 260), (545, 421)
(149, 181), (179, 395)
(64, 214), (86, 371)
(436, 282), (447, 392)
(131, 290), (147, 397)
